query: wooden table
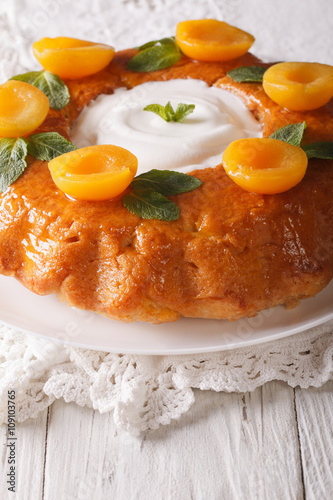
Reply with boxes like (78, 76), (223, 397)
(1, 380), (332, 499)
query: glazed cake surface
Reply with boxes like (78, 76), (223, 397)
(0, 50), (332, 323)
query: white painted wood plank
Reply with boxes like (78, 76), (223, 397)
(43, 399), (104, 500)
(0, 409), (47, 500)
(43, 381), (303, 500)
(295, 381), (333, 500)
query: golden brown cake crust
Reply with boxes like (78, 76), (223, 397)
(0, 50), (332, 323)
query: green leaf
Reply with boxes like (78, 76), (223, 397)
(270, 122), (307, 147)
(144, 101), (195, 122)
(268, 123), (333, 160)
(165, 101), (175, 120)
(173, 103), (196, 123)
(0, 138), (28, 192)
(144, 103), (172, 121)
(11, 70), (70, 110)
(136, 36), (177, 51)
(227, 66), (266, 83)
(122, 187), (179, 220)
(26, 132), (76, 161)
(127, 37), (181, 72)
(130, 169), (202, 196)
(302, 141), (333, 159)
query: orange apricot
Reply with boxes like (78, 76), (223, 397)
(263, 62), (333, 111)
(175, 19), (254, 62)
(48, 145), (138, 201)
(222, 138), (308, 194)
(33, 37), (115, 79)
(0, 80), (49, 138)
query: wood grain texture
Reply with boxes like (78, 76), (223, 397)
(295, 381), (333, 500)
(0, 409), (47, 500)
(1, 382), (332, 500)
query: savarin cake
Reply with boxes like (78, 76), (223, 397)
(0, 20), (332, 324)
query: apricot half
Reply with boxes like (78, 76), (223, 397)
(33, 37), (115, 79)
(48, 145), (138, 201)
(263, 62), (333, 111)
(0, 80), (49, 138)
(222, 138), (308, 194)
(175, 19), (254, 62)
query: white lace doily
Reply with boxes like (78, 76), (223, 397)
(1, 321), (333, 435)
(0, 0), (332, 434)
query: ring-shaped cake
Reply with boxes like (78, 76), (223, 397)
(0, 48), (332, 323)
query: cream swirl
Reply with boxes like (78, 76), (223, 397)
(71, 79), (262, 174)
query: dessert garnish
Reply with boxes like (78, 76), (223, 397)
(0, 79), (75, 190)
(32, 37), (115, 79)
(48, 145), (137, 201)
(0, 79), (75, 191)
(25, 132), (76, 161)
(269, 122), (333, 159)
(0, 138), (28, 192)
(302, 142), (333, 159)
(263, 62), (333, 110)
(0, 80), (49, 137)
(222, 137), (308, 194)
(48, 144), (202, 220)
(143, 101), (195, 122)
(127, 37), (181, 72)
(123, 169), (202, 220)
(227, 66), (266, 83)
(0, 133), (76, 192)
(270, 122), (307, 147)
(11, 70), (70, 110)
(222, 122), (333, 194)
(175, 19), (255, 62)
(228, 62), (333, 111)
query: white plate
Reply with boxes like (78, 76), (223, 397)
(1, 275), (332, 355)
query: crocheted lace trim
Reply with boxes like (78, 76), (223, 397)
(1, 321), (332, 434)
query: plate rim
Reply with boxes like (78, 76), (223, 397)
(1, 275), (332, 355)
(1, 310), (333, 355)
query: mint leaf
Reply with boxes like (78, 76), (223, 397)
(144, 103), (172, 121)
(144, 101), (195, 122)
(123, 169), (202, 220)
(302, 141), (333, 159)
(268, 123), (333, 160)
(0, 138), (28, 192)
(130, 169), (202, 196)
(165, 101), (175, 120)
(173, 103), (195, 123)
(26, 132), (76, 161)
(227, 66), (266, 83)
(127, 37), (181, 72)
(137, 37), (177, 51)
(122, 187), (179, 220)
(270, 122), (307, 147)
(11, 70), (70, 110)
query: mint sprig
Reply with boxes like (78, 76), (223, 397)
(227, 66), (266, 83)
(136, 37), (178, 51)
(26, 132), (76, 161)
(131, 169), (202, 195)
(0, 138), (28, 192)
(123, 187), (179, 221)
(11, 71), (70, 110)
(302, 142), (333, 159)
(122, 169), (202, 220)
(0, 132), (76, 192)
(270, 122), (333, 160)
(127, 37), (181, 72)
(270, 122), (307, 147)
(144, 101), (195, 122)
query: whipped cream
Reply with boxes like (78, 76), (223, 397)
(71, 79), (262, 174)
